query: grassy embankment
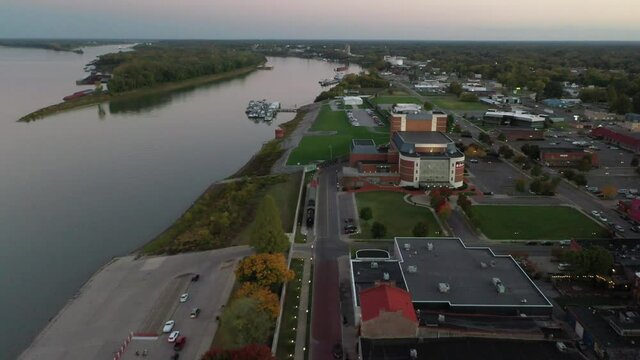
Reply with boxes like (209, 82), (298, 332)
(275, 258), (305, 359)
(354, 192), (442, 239)
(469, 205), (607, 240)
(141, 111), (306, 255)
(287, 103), (389, 165)
(18, 65), (259, 122)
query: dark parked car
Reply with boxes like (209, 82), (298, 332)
(173, 336), (186, 351)
(344, 218), (354, 224)
(344, 224), (357, 234)
(191, 274), (200, 282)
(332, 343), (343, 359)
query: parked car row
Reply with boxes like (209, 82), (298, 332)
(162, 273), (202, 356)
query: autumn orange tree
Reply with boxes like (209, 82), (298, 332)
(236, 283), (280, 319)
(601, 184), (618, 200)
(236, 253), (294, 289)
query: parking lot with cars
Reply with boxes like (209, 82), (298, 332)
(20, 247), (250, 360)
(347, 109), (384, 128)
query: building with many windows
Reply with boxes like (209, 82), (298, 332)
(341, 110), (464, 189)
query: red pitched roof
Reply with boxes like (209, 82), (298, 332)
(360, 284), (417, 323)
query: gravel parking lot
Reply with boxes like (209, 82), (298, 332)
(19, 246), (251, 360)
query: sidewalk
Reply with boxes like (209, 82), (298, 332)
(294, 258), (312, 360)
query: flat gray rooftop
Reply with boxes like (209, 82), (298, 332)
(396, 131), (452, 145)
(395, 238), (551, 307)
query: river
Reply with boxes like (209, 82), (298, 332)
(0, 44), (359, 359)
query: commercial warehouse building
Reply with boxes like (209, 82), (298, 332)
(591, 127), (640, 154)
(483, 110), (546, 129)
(539, 144), (599, 167)
(350, 237), (553, 321)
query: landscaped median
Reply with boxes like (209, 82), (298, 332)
(275, 258), (305, 359)
(468, 205), (608, 240)
(354, 192), (443, 239)
(287, 103), (389, 165)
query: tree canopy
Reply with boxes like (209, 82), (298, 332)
(235, 253), (294, 289)
(218, 298), (274, 349)
(250, 195), (289, 254)
(202, 344), (276, 360)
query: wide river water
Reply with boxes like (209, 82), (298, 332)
(0, 44), (358, 358)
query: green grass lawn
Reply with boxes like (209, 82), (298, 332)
(427, 95), (489, 111)
(287, 104), (388, 165)
(370, 96), (422, 105)
(276, 258), (304, 360)
(354, 192), (442, 239)
(470, 205), (607, 240)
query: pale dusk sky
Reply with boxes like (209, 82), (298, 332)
(0, 0), (638, 40)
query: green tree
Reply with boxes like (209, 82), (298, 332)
(497, 133), (507, 142)
(573, 173), (588, 186)
(610, 95), (631, 114)
(577, 154), (593, 172)
(478, 132), (492, 145)
(249, 195), (289, 254)
(371, 221), (387, 239)
(530, 179), (542, 194)
(543, 81), (563, 98)
(566, 246), (613, 277)
(515, 179), (527, 193)
(219, 298), (273, 348)
(459, 92), (478, 102)
(562, 168), (576, 180)
(448, 81), (463, 96)
(359, 207), (373, 222)
(423, 101), (434, 110)
(633, 92), (640, 113)
(202, 344), (276, 360)
(412, 221), (429, 237)
(498, 145), (514, 159)
(530, 164), (542, 177)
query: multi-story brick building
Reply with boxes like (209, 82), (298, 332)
(342, 111), (464, 189)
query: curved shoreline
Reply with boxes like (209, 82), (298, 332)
(18, 65), (260, 122)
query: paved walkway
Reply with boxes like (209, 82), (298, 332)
(294, 258), (312, 360)
(272, 103), (321, 174)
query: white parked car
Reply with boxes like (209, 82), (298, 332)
(591, 210), (600, 216)
(614, 225), (625, 233)
(163, 320), (175, 333)
(180, 293), (189, 302)
(168, 330), (180, 343)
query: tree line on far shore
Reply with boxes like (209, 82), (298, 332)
(98, 44), (265, 93)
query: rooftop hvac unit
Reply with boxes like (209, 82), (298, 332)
(438, 314), (446, 323)
(493, 278), (506, 294)
(438, 283), (450, 293)
(370, 262), (379, 269)
(521, 298), (528, 304)
(427, 243), (433, 251)
(383, 272), (390, 281)
(409, 349), (418, 359)
(404, 243), (411, 251)
(490, 260), (496, 267)
(407, 265), (418, 273)
(480, 262), (487, 268)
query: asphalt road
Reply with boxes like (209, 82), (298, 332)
(20, 247), (250, 360)
(311, 164), (349, 360)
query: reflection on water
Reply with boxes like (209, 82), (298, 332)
(0, 48), (360, 359)
(108, 72), (253, 115)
